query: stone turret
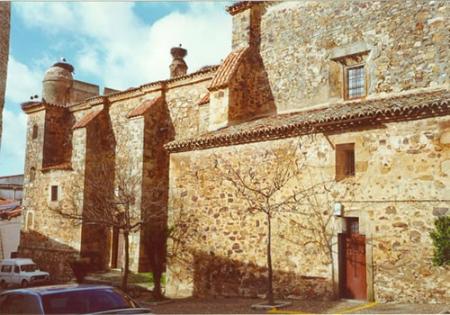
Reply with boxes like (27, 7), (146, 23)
(42, 59), (74, 105)
(169, 46), (188, 78)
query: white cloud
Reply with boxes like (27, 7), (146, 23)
(2, 3), (232, 174)
(0, 108), (27, 176)
(15, 2), (232, 90)
(5, 57), (42, 103)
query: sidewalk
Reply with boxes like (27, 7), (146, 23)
(84, 269), (153, 297)
(138, 297), (449, 314)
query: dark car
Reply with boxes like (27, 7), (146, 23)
(0, 284), (152, 314)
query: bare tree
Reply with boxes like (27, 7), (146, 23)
(213, 141), (309, 305)
(213, 139), (359, 303)
(54, 159), (144, 292)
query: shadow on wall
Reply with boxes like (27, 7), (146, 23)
(192, 250), (333, 300)
(81, 109), (116, 272)
(229, 47), (277, 125)
(139, 96), (174, 275)
(18, 230), (78, 282)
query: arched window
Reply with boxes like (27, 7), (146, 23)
(25, 210), (35, 231)
(32, 124), (38, 139)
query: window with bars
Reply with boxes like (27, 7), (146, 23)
(346, 65), (365, 99)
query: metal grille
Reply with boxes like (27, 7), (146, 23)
(347, 66), (365, 98)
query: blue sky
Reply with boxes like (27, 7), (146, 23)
(0, 2), (232, 176)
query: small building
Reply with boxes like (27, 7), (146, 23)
(0, 174), (24, 203)
(0, 198), (21, 259)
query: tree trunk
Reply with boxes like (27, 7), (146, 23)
(267, 212), (274, 305)
(329, 248), (337, 299)
(122, 231), (130, 292)
(152, 269), (163, 300)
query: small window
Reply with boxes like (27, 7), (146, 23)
(30, 167), (36, 182)
(32, 124), (38, 139)
(1, 265), (12, 273)
(51, 185), (58, 201)
(14, 266), (20, 273)
(346, 65), (365, 99)
(336, 143), (355, 181)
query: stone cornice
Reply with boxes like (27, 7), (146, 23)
(41, 162), (73, 172)
(165, 89), (450, 153)
(21, 101), (67, 114)
(67, 65), (219, 110)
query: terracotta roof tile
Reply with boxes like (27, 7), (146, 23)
(166, 89), (450, 152)
(198, 93), (210, 106)
(73, 109), (103, 129)
(127, 96), (162, 118)
(209, 47), (249, 91)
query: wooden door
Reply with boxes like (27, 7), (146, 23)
(339, 218), (367, 300)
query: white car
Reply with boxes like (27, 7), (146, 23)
(0, 258), (49, 288)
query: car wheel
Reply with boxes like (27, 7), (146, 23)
(0, 280), (6, 289)
(21, 280), (29, 288)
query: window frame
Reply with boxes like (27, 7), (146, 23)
(344, 63), (367, 100)
(32, 124), (38, 140)
(50, 185), (59, 202)
(335, 143), (355, 181)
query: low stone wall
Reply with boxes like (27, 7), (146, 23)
(18, 231), (79, 282)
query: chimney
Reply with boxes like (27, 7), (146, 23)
(169, 45), (188, 78)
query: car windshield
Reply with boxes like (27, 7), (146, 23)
(42, 288), (137, 314)
(20, 264), (38, 272)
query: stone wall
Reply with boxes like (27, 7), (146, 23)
(166, 115), (450, 303)
(0, 2), (10, 147)
(21, 106), (86, 280)
(165, 74), (212, 140)
(259, 1), (449, 112)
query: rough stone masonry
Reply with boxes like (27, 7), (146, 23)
(19, 0), (449, 303)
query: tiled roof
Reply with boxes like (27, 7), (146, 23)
(209, 47), (249, 91)
(0, 198), (22, 220)
(226, 1), (261, 15)
(127, 96), (162, 118)
(165, 89), (450, 153)
(198, 93), (210, 106)
(73, 109), (103, 129)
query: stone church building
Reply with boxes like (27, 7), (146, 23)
(20, 1), (448, 303)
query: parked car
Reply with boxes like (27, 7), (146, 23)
(0, 284), (153, 314)
(0, 258), (49, 288)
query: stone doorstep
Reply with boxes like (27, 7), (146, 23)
(251, 301), (292, 310)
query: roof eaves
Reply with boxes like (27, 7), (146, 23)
(73, 109), (103, 129)
(165, 89), (450, 153)
(127, 96), (162, 118)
